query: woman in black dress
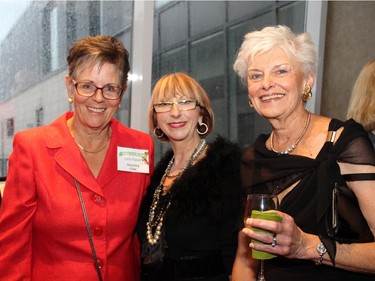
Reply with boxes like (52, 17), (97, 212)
(231, 25), (375, 280)
(137, 73), (244, 281)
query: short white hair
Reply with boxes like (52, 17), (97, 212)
(233, 25), (317, 84)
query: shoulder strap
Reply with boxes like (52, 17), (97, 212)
(326, 119), (345, 144)
(328, 118), (344, 132)
(74, 179), (103, 281)
(343, 173), (375, 181)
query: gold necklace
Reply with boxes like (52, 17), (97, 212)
(69, 123), (111, 153)
(74, 139), (109, 154)
(146, 139), (207, 245)
(270, 110), (311, 155)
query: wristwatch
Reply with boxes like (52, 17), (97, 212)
(315, 242), (327, 265)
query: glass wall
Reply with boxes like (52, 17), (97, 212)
(0, 0), (307, 177)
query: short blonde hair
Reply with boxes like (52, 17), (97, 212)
(233, 25), (317, 84)
(347, 59), (375, 132)
(148, 73), (214, 142)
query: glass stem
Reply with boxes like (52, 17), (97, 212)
(258, 260), (266, 281)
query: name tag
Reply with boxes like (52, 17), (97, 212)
(117, 147), (150, 174)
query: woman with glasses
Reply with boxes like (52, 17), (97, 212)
(0, 35), (154, 281)
(137, 73), (244, 281)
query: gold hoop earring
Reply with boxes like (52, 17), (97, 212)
(153, 127), (164, 138)
(196, 123), (208, 135)
(68, 97), (73, 104)
(302, 85), (312, 102)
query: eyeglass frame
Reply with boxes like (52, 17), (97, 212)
(72, 80), (124, 100)
(153, 100), (201, 113)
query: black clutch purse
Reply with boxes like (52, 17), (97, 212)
(325, 180), (374, 243)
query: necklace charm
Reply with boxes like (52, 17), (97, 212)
(146, 139), (207, 245)
(270, 111), (311, 155)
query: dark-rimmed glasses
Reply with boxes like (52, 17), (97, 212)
(73, 80), (123, 100)
(153, 100), (200, 113)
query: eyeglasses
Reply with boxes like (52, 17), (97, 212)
(73, 80), (123, 100)
(153, 100), (200, 113)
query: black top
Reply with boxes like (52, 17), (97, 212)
(137, 136), (244, 281)
(241, 118), (375, 281)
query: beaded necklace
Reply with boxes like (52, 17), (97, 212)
(146, 138), (207, 245)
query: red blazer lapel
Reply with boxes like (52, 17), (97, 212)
(46, 112), (103, 195)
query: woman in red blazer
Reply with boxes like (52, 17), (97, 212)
(0, 35), (154, 281)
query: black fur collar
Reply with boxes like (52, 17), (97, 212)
(144, 136), (243, 222)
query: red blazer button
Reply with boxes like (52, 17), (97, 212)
(93, 194), (103, 203)
(94, 227), (103, 236)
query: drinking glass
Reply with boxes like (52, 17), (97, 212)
(244, 194), (280, 281)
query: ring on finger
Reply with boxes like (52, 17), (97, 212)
(271, 234), (277, 247)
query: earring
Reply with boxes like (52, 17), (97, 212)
(153, 127), (164, 138)
(196, 123), (208, 135)
(68, 97), (73, 103)
(248, 100), (254, 108)
(302, 85), (312, 102)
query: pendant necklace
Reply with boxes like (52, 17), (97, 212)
(146, 138), (207, 245)
(270, 110), (311, 155)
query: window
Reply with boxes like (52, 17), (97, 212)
(152, 0), (306, 156)
(50, 6), (59, 71)
(6, 118), (14, 137)
(36, 107), (44, 127)
(42, 3), (58, 74)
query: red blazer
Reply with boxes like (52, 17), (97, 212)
(0, 112), (154, 281)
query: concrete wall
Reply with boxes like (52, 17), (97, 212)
(321, 1), (375, 120)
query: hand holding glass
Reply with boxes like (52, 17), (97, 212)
(244, 194), (281, 281)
